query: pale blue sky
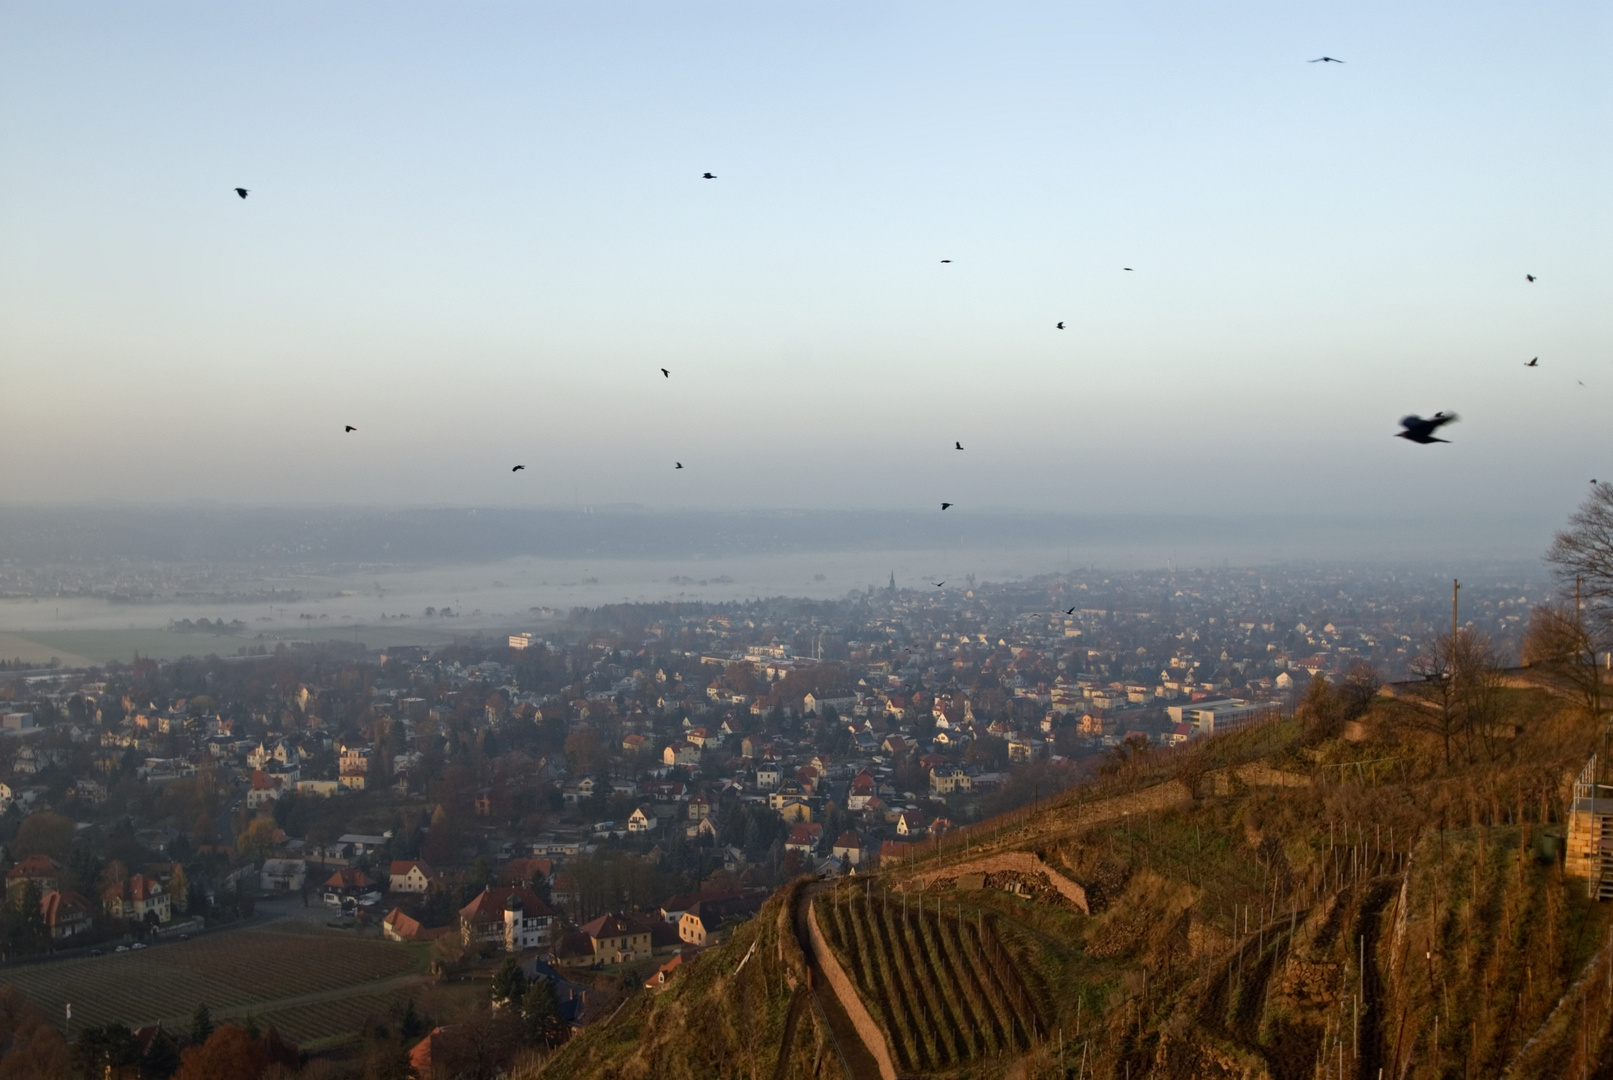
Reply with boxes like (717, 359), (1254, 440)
(1, 1), (1607, 523)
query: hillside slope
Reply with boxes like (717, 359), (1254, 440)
(536, 682), (1613, 1080)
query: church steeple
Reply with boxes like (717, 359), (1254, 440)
(888, 571), (896, 593)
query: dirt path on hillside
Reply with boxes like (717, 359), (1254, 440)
(769, 986), (809, 1080)
(793, 885), (893, 1080)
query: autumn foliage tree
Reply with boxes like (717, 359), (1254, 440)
(0, 987), (69, 1080)
(174, 1025), (267, 1080)
(10, 812), (75, 862)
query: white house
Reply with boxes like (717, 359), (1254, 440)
(831, 831), (863, 866)
(663, 742), (700, 767)
(389, 860), (436, 894)
(260, 859), (307, 892)
(628, 805), (659, 833)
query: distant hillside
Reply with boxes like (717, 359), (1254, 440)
(530, 675), (1613, 1080)
(0, 505), (1545, 567)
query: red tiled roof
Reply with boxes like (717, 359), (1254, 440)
(39, 890), (89, 928)
(383, 907), (451, 942)
(102, 874), (162, 903)
(409, 1027), (449, 1072)
(458, 885), (553, 924)
(324, 867), (374, 890)
(7, 855), (61, 881)
(498, 857), (553, 886)
(579, 913), (650, 940)
(552, 930), (594, 960)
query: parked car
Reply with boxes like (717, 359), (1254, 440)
(131, 942), (146, 950)
(115, 945), (129, 952)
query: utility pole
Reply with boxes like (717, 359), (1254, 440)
(1452, 579), (1460, 644)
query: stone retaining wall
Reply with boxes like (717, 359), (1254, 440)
(904, 851), (1090, 913)
(807, 899), (898, 1080)
(1235, 763), (1310, 788)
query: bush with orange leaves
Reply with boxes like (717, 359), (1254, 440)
(174, 1024), (268, 1080)
(0, 986), (69, 1080)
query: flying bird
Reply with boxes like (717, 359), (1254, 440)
(1396, 412), (1458, 444)
(940, 259), (952, 263)
(1526, 357), (1538, 367)
(955, 441), (963, 450)
(702, 172), (717, 179)
(1526, 274), (1536, 282)
(512, 465), (526, 472)
(235, 188), (249, 199)
(1065, 607), (1077, 615)
(660, 368), (669, 378)
(1308, 56), (1345, 63)
(941, 502), (952, 510)
(1123, 267), (1134, 271)
(675, 462), (684, 469)
(1056, 322), (1065, 329)
(933, 582), (945, 588)
(344, 425), (356, 433)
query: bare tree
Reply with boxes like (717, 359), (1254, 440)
(1522, 602), (1606, 719)
(1396, 630), (1502, 767)
(1399, 637), (1457, 766)
(1339, 660), (1383, 719)
(1452, 629), (1510, 762)
(1547, 483), (1613, 637)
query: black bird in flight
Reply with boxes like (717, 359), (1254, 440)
(1056, 321), (1065, 329)
(955, 441), (963, 450)
(941, 502), (952, 510)
(344, 425), (356, 433)
(1308, 56), (1345, 63)
(1065, 606), (1077, 615)
(933, 582), (945, 588)
(1396, 412), (1458, 444)
(940, 259), (952, 263)
(1526, 274), (1536, 282)
(675, 462), (684, 469)
(702, 172), (717, 179)
(512, 465), (525, 472)
(1123, 267), (1134, 271)
(660, 368), (670, 378)
(235, 188), (249, 199)
(1526, 357), (1539, 367)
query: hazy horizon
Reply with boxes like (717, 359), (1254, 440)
(0, 503), (1559, 664)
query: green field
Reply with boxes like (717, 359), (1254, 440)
(0, 632), (97, 668)
(0, 919), (429, 1045)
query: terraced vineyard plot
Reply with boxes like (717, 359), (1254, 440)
(0, 919), (422, 1034)
(253, 987), (420, 1048)
(818, 888), (1042, 1074)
